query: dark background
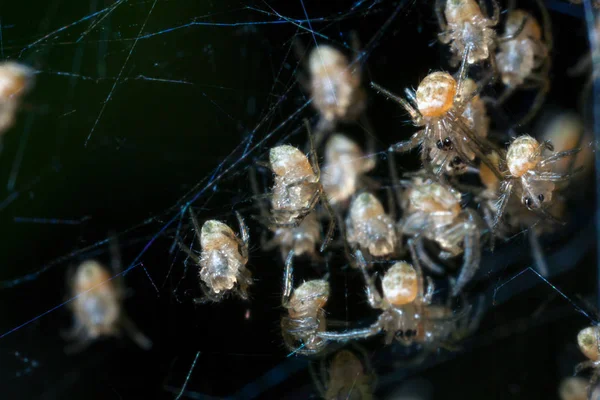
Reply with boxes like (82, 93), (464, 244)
(0, 0), (596, 399)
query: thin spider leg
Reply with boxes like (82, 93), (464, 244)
(319, 191), (336, 253)
(234, 211), (250, 261)
(304, 119), (321, 180)
(355, 250), (383, 309)
(282, 249), (296, 307)
(389, 130), (425, 153)
(516, 75), (549, 125)
(318, 322), (382, 341)
(492, 180), (514, 230)
(408, 239), (425, 300)
(490, 0), (500, 24)
(388, 150), (403, 211)
(451, 216), (481, 296)
(455, 44), (471, 97)
(528, 169), (583, 182)
(371, 82), (423, 124)
(120, 312), (152, 350)
(177, 240), (202, 265)
(187, 207), (203, 245)
(537, 148), (581, 168)
(415, 235), (446, 274)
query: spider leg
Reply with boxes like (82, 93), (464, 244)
(177, 238), (202, 266)
(121, 312), (152, 350)
(389, 130), (425, 153)
(492, 179), (514, 231)
(528, 229), (549, 277)
(355, 250), (384, 309)
(414, 236), (446, 275)
(282, 248), (295, 308)
(234, 211), (250, 261)
(451, 212), (481, 296)
(537, 148), (581, 168)
(498, 16), (528, 42)
(529, 169), (583, 182)
(516, 74), (549, 125)
(319, 190), (337, 253)
(435, 0), (447, 31)
(318, 321), (382, 342)
(371, 82), (424, 124)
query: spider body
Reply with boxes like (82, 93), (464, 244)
(65, 259), (151, 352)
(308, 45), (366, 130)
(437, 0), (499, 66)
(495, 9), (550, 124)
(318, 251), (473, 347)
(267, 137), (336, 253)
(281, 279), (330, 355)
(373, 70), (497, 177)
(179, 210), (252, 302)
(322, 134), (376, 207)
(575, 326), (600, 398)
(345, 192), (398, 261)
(402, 178), (483, 296)
(0, 62), (34, 135)
(493, 135), (580, 227)
(313, 348), (374, 400)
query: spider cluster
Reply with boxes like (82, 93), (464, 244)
(17, 0), (589, 398)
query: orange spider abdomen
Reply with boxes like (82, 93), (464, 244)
(416, 72), (457, 117)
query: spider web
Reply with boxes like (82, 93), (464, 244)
(0, 0), (596, 399)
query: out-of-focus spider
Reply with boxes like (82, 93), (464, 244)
(559, 376), (599, 400)
(401, 177), (483, 296)
(345, 192), (399, 263)
(296, 35), (367, 145)
(267, 123), (336, 252)
(64, 242), (151, 352)
(495, 8), (551, 124)
(539, 113), (593, 179)
(0, 62), (34, 135)
(575, 325), (600, 398)
(280, 255), (330, 355)
(178, 209), (252, 303)
(321, 133), (376, 207)
(493, 135), (580, 228)
(310, 347), (375, 400)
(372, 62), (501, 178)
(436, 0), (499, 66)
(318, 250), (474, 347)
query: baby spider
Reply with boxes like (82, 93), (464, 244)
(267, 125), (336, 252)
(310, 347), (375, 400)
(0, 62), (34, 135)
(372, 66), (500, 177)
(178, 209), (252, 303)
(460, 77), (490, 141)
(493, 135), (580, 228)
(318, 250), (472, 348)
(495, 8), (551, 124)
(559, 376), (600, 400)
(280, 256), (330, 355)
(401, 177), (483, 296)
(345, 192), (399, 263)
(321, 133), (376, 207)
(297, 35), (367, 144)
(575, 325), (600, 398)
(65, 243), (151, 352)
(436, 0), (499, 66)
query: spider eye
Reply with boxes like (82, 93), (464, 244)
(436, 140), (443, 149)
(443, 137), (452, 146)
(538, 194), (544, 202)
(405, 330), (413, 338)
(396, 330), (404, 338)
(524, 197), (533, 208)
